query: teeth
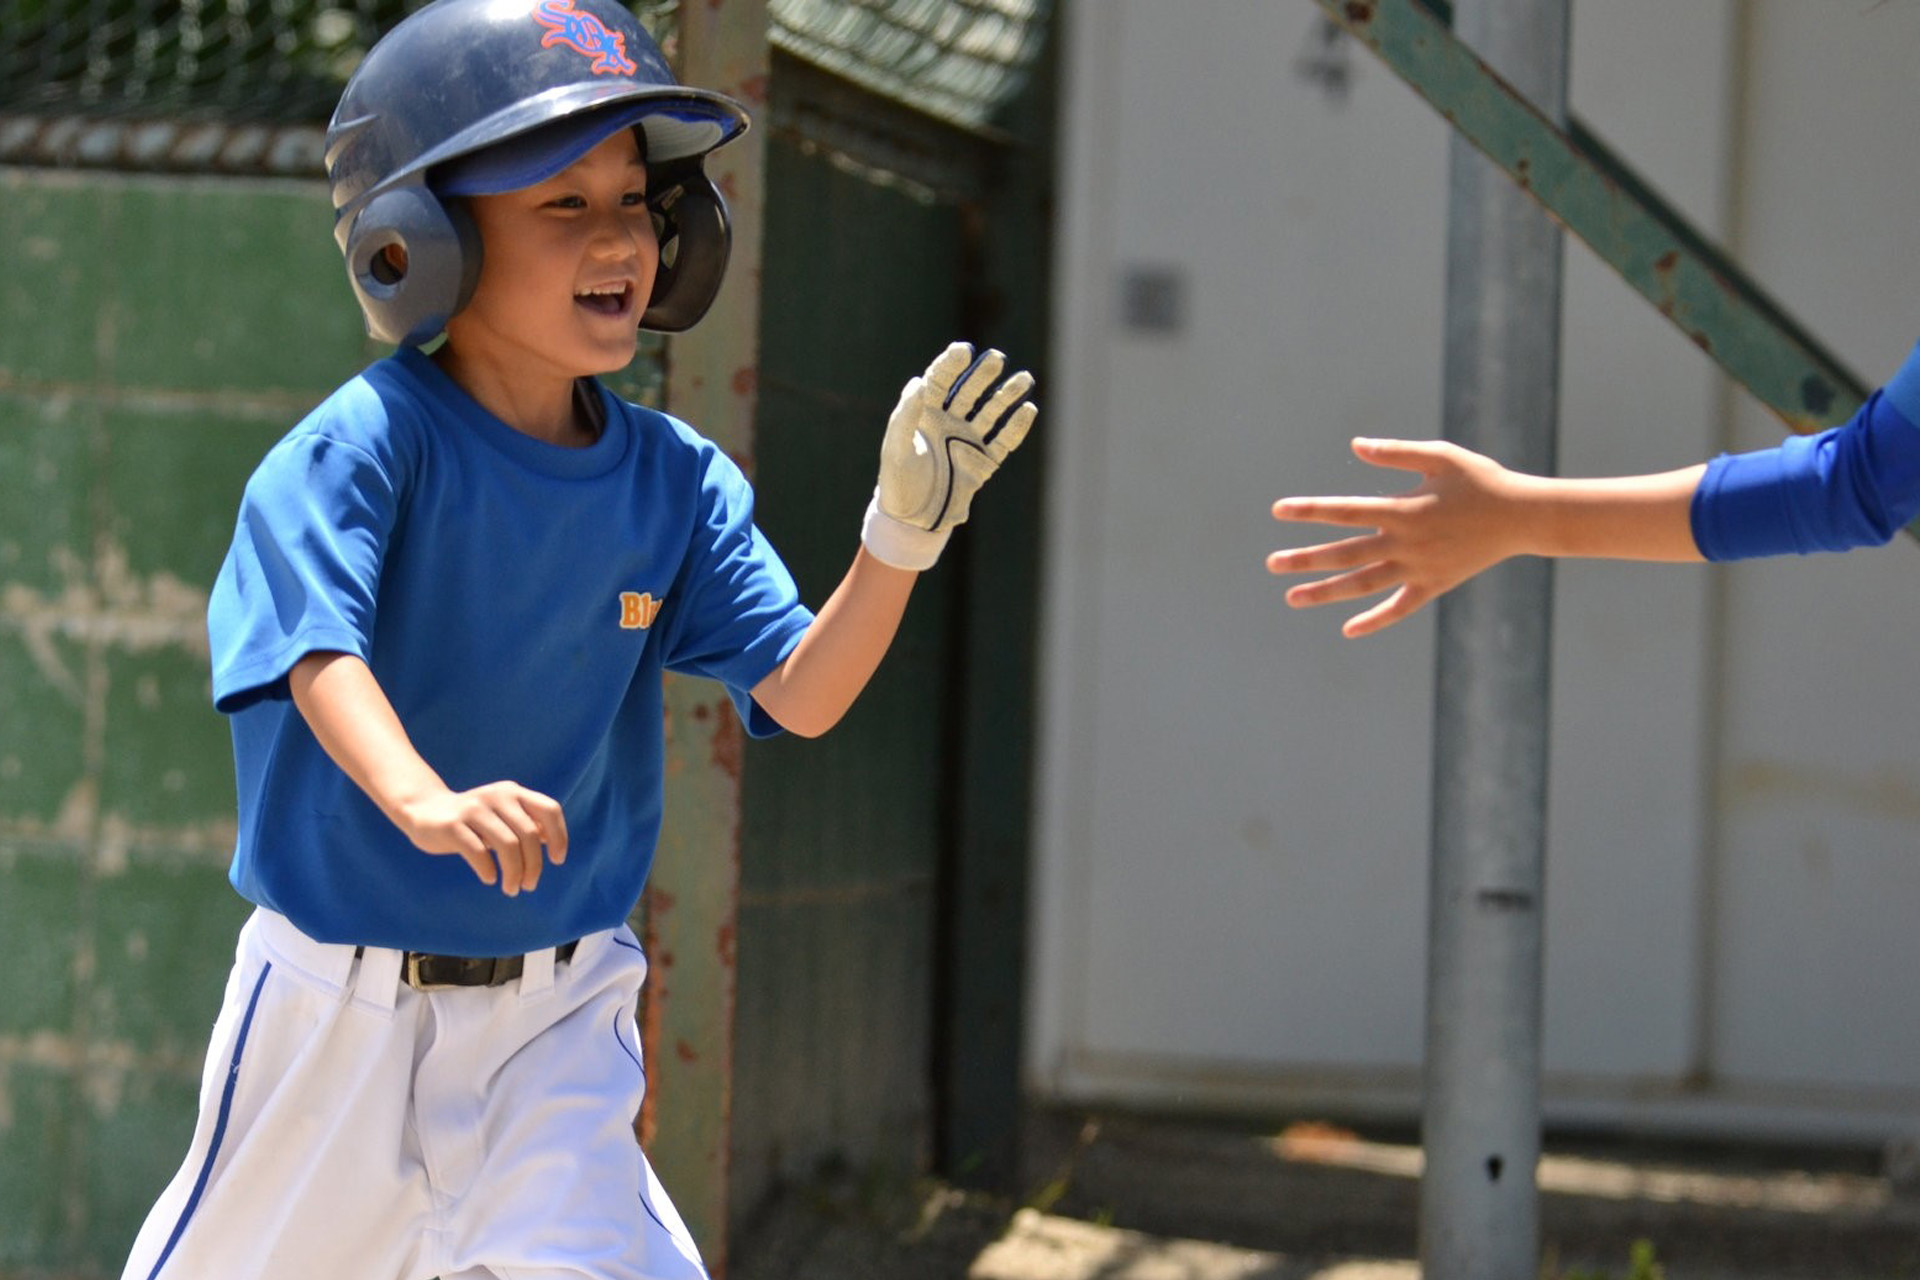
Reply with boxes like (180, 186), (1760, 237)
(581, 284), (627, 298)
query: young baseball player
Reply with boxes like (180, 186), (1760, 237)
(1266, 340), (1920, 636)
(119, 2), (1035, 1278)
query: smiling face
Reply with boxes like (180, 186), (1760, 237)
(439, 127), (657, 408)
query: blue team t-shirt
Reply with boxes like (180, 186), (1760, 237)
(208, 348), (814, 955)
(1691, 338), (1920, 560)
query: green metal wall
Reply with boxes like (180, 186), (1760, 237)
(730, 132), (965, 1217)
(0, 168), (380, 1275)
(729, 29), (1055, 1222)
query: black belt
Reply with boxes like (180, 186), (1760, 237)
(357, 940), (581, 991)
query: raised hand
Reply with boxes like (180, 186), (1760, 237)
(863, 342), (1037, 570)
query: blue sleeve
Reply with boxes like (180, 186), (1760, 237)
(1690, 340), (1920, 561)
(656, 447), (814, 737)
(207, 431), (397, 712)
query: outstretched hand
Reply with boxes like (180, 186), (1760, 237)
(1266, 437), (1528, 637)
(863, 342), (1038, 571)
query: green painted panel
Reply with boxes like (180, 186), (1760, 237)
(732, 127), (965, 1222)
(90, 860), (247, 1063)
(941, 13), (1055, 1189)
(0, 629), (87, 827)
(99, 406), (283, 588)
(732, 892), (933, 1186)
(0, 173), (112, 386)
(103, 178), (377, 396)
(82, 1068), (201, 1274)
(94, 407), (283, 829)
(0, 1063), (72, 1268)
(0, 844), (82, 1037)
(99, 646), (233, 830)
(0, 392), (94, 831)
(0, 391), (92, 597)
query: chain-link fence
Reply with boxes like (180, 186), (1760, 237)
(0, 0), (680, 173)
(0, 0), (1046, 174)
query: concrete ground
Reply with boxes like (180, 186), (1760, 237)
(730, 1107), (1920, 1280)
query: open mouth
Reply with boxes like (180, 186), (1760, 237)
(576, 282), (635, 318)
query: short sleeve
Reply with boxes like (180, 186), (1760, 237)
(208, 432), (398, 712)
(655, 449), (813, 736)
(1691, 340), (1920, 561)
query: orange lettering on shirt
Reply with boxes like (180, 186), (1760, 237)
(619, 591), (663, 630)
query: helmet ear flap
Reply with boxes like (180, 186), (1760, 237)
(643, 165), (732, 333)
(343, 185), (482, 347)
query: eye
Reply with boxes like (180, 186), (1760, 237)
(621, 190), (648, 207)
(549, 193), (587, 210)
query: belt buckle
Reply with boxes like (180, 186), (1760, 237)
(405, 952), (461, 992)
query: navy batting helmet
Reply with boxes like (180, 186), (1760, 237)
(326, 0), (749, 347)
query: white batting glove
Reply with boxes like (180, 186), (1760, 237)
(861, 342), (1038, 571)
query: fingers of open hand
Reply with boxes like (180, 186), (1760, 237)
(940, 346), (1004, 418)
(979, 373), (1036, 458)
(1278, 559), (1404, 609)
(1343, 586), (1429, 638)
(1270, 494), (1404, 529)
(933, 345), (1034, 444)
(1264, 522), (1387, 575)
(1351, 436), (1460, 477)
(921, 342), (979, 407)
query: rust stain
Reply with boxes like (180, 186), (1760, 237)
(651, 887), (677, 915)
(730, 366), (755, 397)
(1653, 250), (1679, 275)
(1728, 758), (1920, 826)
(676, 1038), (699, 1063)
(737, 73), (770, 106)
(1342, 1), (1375, 24)
(716, 921), (736, 968)
(711, 705), (743, 782)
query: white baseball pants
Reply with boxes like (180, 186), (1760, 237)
(120, 907), (708, 1280)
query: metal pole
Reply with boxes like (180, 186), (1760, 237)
(1423, 0), (1567, 1276)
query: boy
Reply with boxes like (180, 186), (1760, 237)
(1266, 340), (1920, 635)
(121, 1), (1035, 1277)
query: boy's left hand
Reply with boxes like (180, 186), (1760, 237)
(862, 342), (1037, 570)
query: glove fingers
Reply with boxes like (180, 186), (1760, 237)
(986, 398), (1037, 458)
(943, 347), (1007, 418)
(922, 342), (978, 407)
(978, 369), (1035, 442)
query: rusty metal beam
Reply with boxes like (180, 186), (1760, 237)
(648, 3), (770, 1275)
(1315, 0), (1871, 437)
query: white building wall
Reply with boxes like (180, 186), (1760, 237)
(1032, 0), (1920, 1140)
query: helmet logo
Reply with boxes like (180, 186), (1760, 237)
(533, 0), (638, 76)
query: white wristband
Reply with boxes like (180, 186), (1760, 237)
(861, 490), (950, 571)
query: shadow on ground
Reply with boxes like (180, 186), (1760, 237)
(729, 1107), (1920, 1280)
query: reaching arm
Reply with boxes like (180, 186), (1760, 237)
(288, 651), (567, 895)
(1266, 437), (1704, 638)
(750, 549), (916, 738)
(754, 341), (1038, 736)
